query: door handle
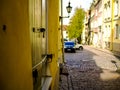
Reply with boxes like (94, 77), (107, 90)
(32, 27), (46, 38)
(40, 28), (45, 38)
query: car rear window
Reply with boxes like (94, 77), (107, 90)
(64, 42), (75, 46)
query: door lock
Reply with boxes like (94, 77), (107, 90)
(40, 28), (45, 38)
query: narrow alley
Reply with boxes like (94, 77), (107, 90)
(1, 0), (120, 90)
(59, 45), (120, 90)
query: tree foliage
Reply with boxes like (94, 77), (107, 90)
(67, 7), (85, 40)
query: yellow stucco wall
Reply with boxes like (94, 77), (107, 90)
(0, 0), (33, 90)
(48, 0), (60, 90)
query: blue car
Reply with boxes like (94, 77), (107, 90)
(64, 41), (76, 53)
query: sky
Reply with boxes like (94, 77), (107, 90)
(63, 0), (93, 25)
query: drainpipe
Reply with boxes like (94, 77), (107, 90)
(110, 0), (114, 50)
(61, 0), (65, 63)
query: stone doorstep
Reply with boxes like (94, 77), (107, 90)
(60, 64), (69, 75)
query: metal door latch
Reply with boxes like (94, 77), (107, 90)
(47, 54), (53, 63)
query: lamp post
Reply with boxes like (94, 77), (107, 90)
(60, 0), (72, 63)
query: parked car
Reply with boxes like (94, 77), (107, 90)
(64, 41), (76, 53)
(75, 43), (83, 50)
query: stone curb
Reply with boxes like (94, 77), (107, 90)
(89, 45), (120, 58)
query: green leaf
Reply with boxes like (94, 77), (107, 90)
(67, 7), (85, 40)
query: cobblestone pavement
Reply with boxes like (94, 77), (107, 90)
(59, 45), (120, 90)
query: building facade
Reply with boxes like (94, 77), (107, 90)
(103, 0), (120, 56)
(103, 0), (112, 49)
(63, 25), (69, 41)
(82, 11), (89, 44)
(89, 0), (103, 47)
(88, 0), (120, 56)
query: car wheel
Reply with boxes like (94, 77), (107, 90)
(79, 46), (83, 50)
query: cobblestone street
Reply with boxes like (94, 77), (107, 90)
(59, 45), (120, 90)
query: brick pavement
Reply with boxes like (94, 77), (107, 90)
(59, 45), (120, 90)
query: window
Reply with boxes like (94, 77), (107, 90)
(108, 25), (111, 38)
(108, 1), (111, 18)
(114, 0), (119, 16)
(104, 4), (107, 20)
(104, 25), (107, 38)
(115, 24), (120, 39)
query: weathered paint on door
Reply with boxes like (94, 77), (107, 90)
(29, 0), (47, 90)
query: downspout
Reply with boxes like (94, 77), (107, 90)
(110, 0), (114, 50)
(60, 0), (65, 63)
(46, 0), (48, 54)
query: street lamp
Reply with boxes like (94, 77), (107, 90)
(66, 2), (72, 14)
(59, 1), (72, 19)
(60, 0), (72, 63)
